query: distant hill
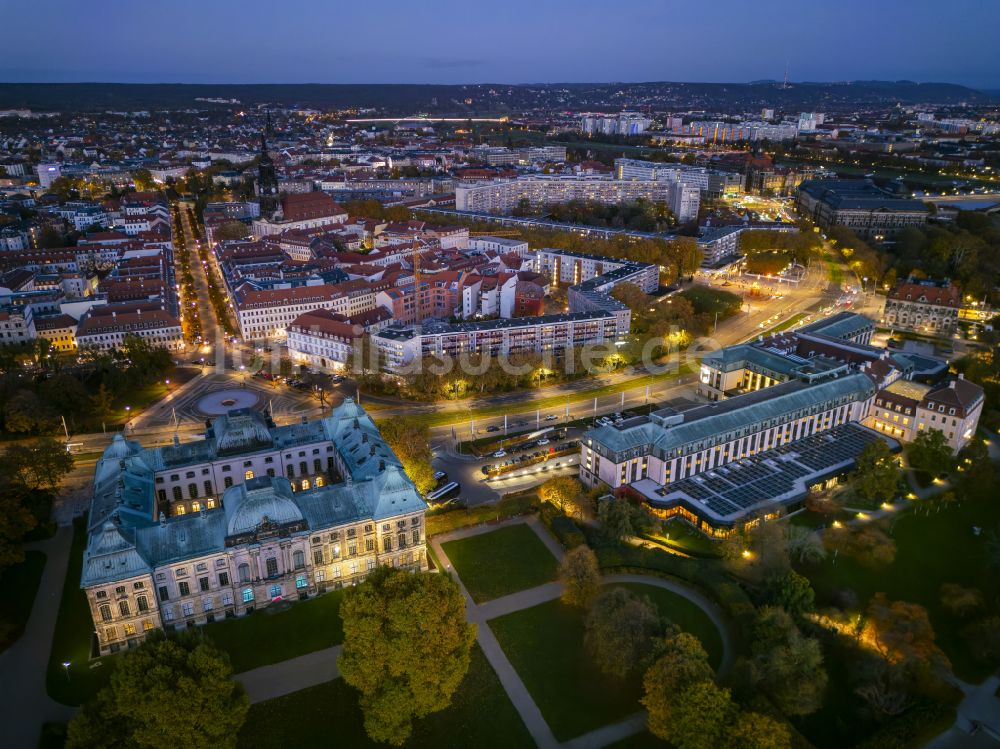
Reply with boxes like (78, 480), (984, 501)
(0, 80), (993, 114)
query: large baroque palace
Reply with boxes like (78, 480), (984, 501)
(81, 398), (427, 656)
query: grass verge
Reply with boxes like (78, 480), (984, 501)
(442, 524), (558, 602)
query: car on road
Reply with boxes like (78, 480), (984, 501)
(544, 414), (558, 421)
(492, 450), (507, 458)
(537, 438), (550, 446)
(433, 470), (448, 482)
(486, 425), (501, 433)
(331, 374), (345, 384)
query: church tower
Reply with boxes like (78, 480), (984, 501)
(256, 112), (280, 220)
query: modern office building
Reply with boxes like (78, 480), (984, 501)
(581, 312), (982, 535)
(81, 399), (428, 656)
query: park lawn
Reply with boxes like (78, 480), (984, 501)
(47, 519), (117, 706)
(0, 550), (46, 653)
(205, 589), (344, 674)
(441, 524), (558, 603)
(489, 583), (724, 742)
(237, 644), (533, 749)
(799, 494), (1000, 683)
(604, 732), (669, 749)
(650, 517), (722, 558)
(680, 285), (742, 317)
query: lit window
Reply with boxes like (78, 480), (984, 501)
(245, 470), (254, 481)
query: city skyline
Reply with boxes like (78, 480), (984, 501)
(2, 0), (999, 90)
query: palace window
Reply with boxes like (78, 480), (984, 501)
(242, 588), (254, 604)
(266, 558), (279, 577)
(99, 604), (112, 622)
(238, 563), (250, 584)
(293, 550), (305, 569)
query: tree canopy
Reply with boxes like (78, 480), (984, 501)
(66, 631), (249, 749)
(584, 587), (661, 679)
(338, 567), (476, 745)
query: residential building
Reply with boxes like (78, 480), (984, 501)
(882, 278), (960, 335)
(236, 280), (375, 340)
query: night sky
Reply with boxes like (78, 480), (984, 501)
(3, 0), (998, 89)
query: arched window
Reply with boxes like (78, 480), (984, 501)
(99, 604), (112, 622)
(293, 550), (304, 569)
(203, 480), (213, 496)
(238, 563), (250, 584)
(270, 584), (282, 599)
(245, 470), (254, 481)
(136, 595), (148, 613)
(313, 458), (322, 473)
(301, 479), (310, 491)
(119, 600), (130, 617)
(191, 501), (200, 512)
(299, 461), (308, 476)
(172, 486), (182, 501)
(188, 483), (198, 499)
(315, 476), (325, 487)
(286, 464), (295, 478)
(224, 476), (233, 489)
(266, 558), (278, 577)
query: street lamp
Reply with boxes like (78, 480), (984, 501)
(62, 661), (71, 682)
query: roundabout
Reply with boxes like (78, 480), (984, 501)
(196, 388), (261, 416)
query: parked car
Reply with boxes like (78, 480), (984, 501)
(537, 438), (550, 446)
(544, 414), (558, 421)
(492, 450), (507, 458)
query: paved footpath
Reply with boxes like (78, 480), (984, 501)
(429, 516), (736, 749)
(237, 645), (343, 704)
(0, 527), (76, 749)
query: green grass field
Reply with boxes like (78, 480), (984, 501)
(47, 519), (116, 705)
(237, 644), (533, 749)
(0, 550), (46, 653)
(490, 583), (723, 742)
(442, 524), (558, 602)
(206, 589), (345, 673)
(799, 494), (1000, 683)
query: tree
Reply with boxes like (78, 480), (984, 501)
(558, 546), (601, 608)
(762, 570), (815, 617)
(785, 525), (827, 564)
(540, 475), (583, 516)
(66, 631), (248, 749)
(750, 607), (827, 716)
(36, 225), (65, 248)
(0, 484), (38, 571)
(597, 497), (635, 543)
(0, 438), (75, 491)
(584, 587), (661, 679)
(90, 383), (115, 432)
(4, 390), (55, 433)
(721, 520), (790, 583)
(824, 523), (897, 568)
(378, 416), (437, 495)
(215, 221), (250, 241)
(338, 567), (476, 746)
(609, 282), (649, 314)
(907, 429), (954, 477)
(643, 632), (715, 739)
(853, 440), (900, 503)
(729, 712), (792, 749)
(863, 593), (951, 680)
(940, 583), (983, 618)
(669, 680), (737, 749)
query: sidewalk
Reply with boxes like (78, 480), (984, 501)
(0, 527), (76, 749)
(429, 516), (736, 749)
